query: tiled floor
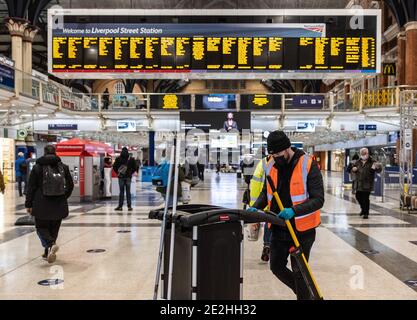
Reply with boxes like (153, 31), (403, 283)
(0, 171), (417, 300)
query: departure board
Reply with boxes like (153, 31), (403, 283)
(49, 14), (380, 78)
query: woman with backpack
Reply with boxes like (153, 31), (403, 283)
(25, 145), (74, 263)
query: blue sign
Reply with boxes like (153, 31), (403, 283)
(292, 95), (324, 109)
(359, 124), (377, 131)
(0, 55), (15, 90)
(48, 124), (78, 130)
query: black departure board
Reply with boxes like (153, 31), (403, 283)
(54, 35), (377, 72)
(51, 17), (379, 75)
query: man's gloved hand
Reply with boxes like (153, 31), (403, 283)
(246, 207), (258, 213)
(278, 208), (295, 220)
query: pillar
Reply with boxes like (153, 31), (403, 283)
(405, 21), (417, 85)
(397, 31), (406, 85)
(4, 18), (28, 95)
(22, 25), (39, 95)
(149, 130), (155, 166)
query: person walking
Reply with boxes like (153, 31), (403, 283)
(349, 148), (382, 219)
(113, 147), (138, 211)
(25, 145), (74, 263)
(0, 168), (5, 194)
(15, 152), (26, 197)
(247, 130), (324, 300)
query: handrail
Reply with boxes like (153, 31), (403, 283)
(0, 63), (414, 113)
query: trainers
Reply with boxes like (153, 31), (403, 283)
(115, 207), (123, 211)
(47, 244), (59, 264)
(261, 246), (270, 262)
(128, 207), (133, 211)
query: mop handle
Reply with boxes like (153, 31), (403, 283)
(153, 145), (175, 300)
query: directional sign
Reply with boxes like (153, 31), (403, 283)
(404, 129), (412, 151)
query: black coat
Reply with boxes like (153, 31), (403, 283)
(350, 157), (382, 192)
(113, 156), (138, 178)
(25, 155), (74, 220)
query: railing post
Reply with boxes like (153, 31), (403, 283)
(98, 93), (102, 112)
(329, 92), (334, 112)
(39, 81), (43, 105)
(147, 93), (151, 113)
(191, 94), (195, 112)
(359, 91), (363, 112)
(396, 86), (401, 108)
(58, 88), (62, 111)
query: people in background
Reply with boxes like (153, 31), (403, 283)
(347, 153), (360, 194)
(15, 152), (26, 197)
(24, 152), (37, 194)
(102, 88), (110, 110)
(0, 168), (5, 194)
(349, 148), (382, 219)
(25, 145), (74, 263)
(113, 147), (138, 211)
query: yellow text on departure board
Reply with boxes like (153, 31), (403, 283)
(346, 37), (360, 64)
(268, 37), (283, 69)
(315, 37), (329, 68)
(53, 37), (66, 58)
(130, 37), (144, 59)
(68, 37), (82, 59)
(238, 37), (251, 68)
(192, 37), (205, 61)
(361, 37), (376, 68)
(99, 38), (112, 56)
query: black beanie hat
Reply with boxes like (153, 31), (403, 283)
(267, 130), (291, 154)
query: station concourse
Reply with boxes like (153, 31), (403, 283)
(0, 0), (416, 303)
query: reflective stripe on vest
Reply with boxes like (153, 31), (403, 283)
(266, 154), (320, 232)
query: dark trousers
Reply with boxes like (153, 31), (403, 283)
(355, 191), (370, 215)
(118, 178), (132, 207)
(35, 218), (62, 248)
(197, 165), (205, 181)
(17, 176), (26, 196)
(270, 229), (316, 300)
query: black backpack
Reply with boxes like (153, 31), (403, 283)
(42, 163), (66, 196)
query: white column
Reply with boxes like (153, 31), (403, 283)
(22, 25), (39, 96)
(5, 18), (28, 96)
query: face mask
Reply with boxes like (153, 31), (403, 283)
(274, 153), (288, 167)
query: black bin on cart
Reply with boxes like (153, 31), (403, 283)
(149, 204), (280, 300)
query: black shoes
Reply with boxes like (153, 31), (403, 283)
(128, 207), (133, 211)
(359, 212), (364, 216)
(115, 207), (123, 211)
(261, 246), (270, 262)
(363, 215), (369, 219)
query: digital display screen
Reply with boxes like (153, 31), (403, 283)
(150, 94), (191, 110)
(195, 94), (236, 110)
(240, 94), (282, 110)
(180, 111), (251, 132)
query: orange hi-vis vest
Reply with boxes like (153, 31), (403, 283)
(266, 154), (320, 232)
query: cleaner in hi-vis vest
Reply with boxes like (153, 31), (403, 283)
(247, 130), (324, 300)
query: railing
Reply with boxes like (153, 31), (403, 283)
(1, 65), (415, 114)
